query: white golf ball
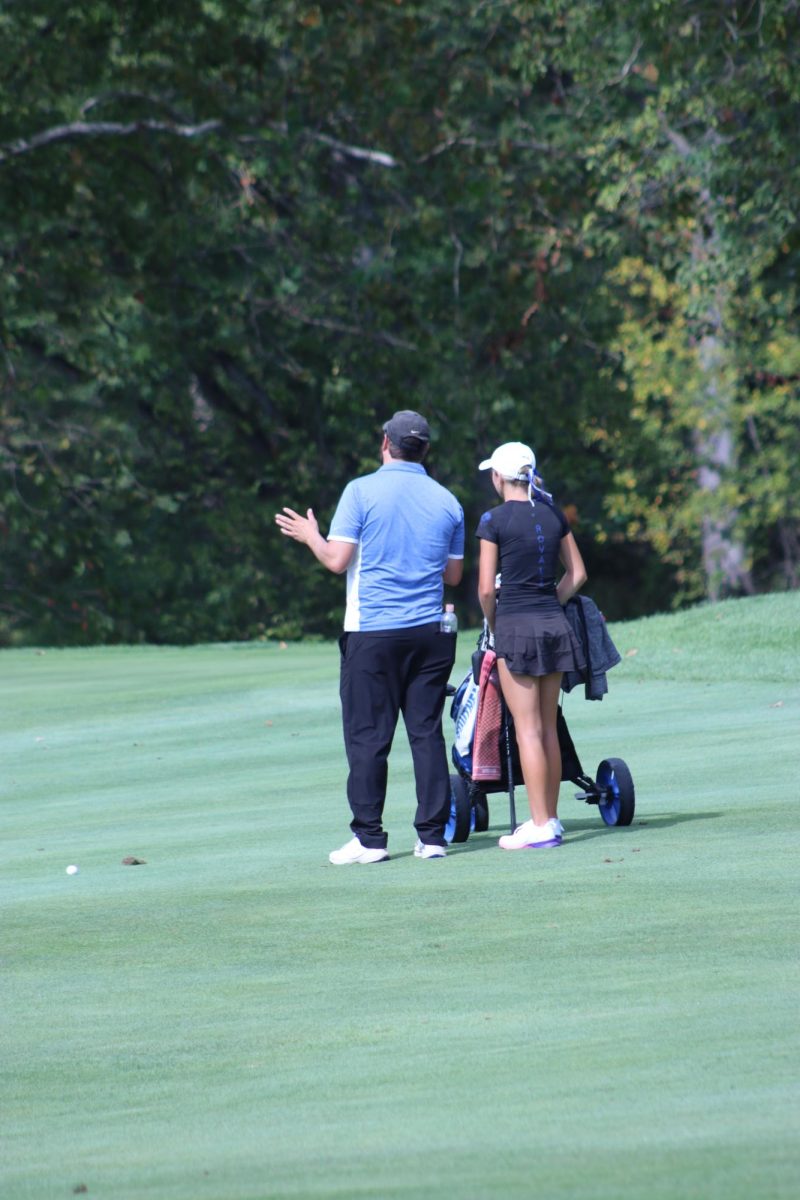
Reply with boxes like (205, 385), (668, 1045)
(66, 864), (79, 875)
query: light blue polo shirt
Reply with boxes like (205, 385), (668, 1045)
(328, 461), (465, 631)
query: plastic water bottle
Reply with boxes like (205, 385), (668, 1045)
(441, 603), (458, 634)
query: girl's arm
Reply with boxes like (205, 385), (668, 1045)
(478, 539), (499, 632)
(556, 532), (587, 605)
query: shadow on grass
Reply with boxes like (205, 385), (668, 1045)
(564, 810), (723, 844)
(447, 810), (723, 852)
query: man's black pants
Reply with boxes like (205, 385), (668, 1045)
(338, 625), (457, 849)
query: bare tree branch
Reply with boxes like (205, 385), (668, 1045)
(604, 36), (643, 88)
(79, 93), (178, 116)
(451, 232), (463, 302)
(309, 132), (400, 169)
(662, 120), (693, 159)
(417, 135), (551, 164)
(258, 300), (418, 351)
(0, 118), (222, 164)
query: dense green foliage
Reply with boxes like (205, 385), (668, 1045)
(1, 2), (798, 644)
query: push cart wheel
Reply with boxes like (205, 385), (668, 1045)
(473, 793), (490, 832)
(596, 758), (635, 827)
(445, 774), (473, 843)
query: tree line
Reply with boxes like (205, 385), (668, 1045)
(1, 1), (798, 645)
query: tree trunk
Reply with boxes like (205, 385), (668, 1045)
(689, 193), (755, 600)
(663, 125), (756, 601)
(693, 321), (755, 600)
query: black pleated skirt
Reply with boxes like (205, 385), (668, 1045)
(495, 600), (586, 678)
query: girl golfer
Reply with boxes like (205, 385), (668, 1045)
(476, 442), (587, 849)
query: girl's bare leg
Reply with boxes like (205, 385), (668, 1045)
(497, 661), (549, 826)
(539, 671), (563, 820)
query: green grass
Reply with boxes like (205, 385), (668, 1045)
(2, 593), (799, 1199)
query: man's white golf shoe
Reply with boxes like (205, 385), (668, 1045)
(329, 837), (389, 865)
(413, 839), (446, 859)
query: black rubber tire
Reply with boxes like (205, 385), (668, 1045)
(597, 758), (635, 826)
(449, 773), (473, 842)
(472, 792), (490, 833)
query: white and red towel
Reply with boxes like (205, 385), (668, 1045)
(471, 649), (503, 782)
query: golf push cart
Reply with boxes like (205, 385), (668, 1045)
(444, 628), (635, 844)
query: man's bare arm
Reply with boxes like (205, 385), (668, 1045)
(275, 507), (355, 575)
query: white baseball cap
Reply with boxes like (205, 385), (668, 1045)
(478, 441), (536, 480)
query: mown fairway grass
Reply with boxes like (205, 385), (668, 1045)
(2, 593), (799, 1199)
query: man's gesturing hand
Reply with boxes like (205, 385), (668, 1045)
(275, 506), (319, 545)
(274, 507), (354, 574)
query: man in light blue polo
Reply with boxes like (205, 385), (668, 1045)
(275, 410), (464, 864)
